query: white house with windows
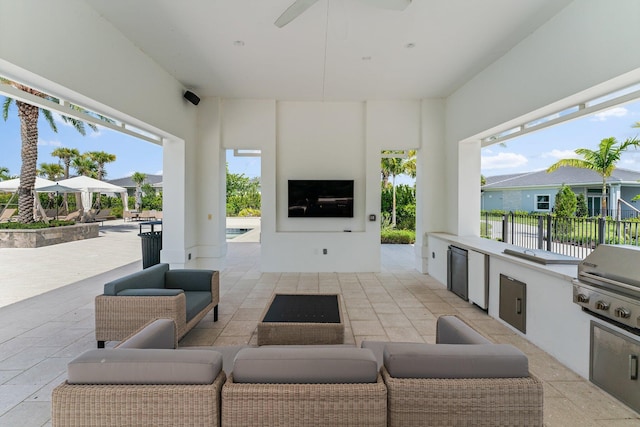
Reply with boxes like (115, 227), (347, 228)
(482, 166), (640, 216)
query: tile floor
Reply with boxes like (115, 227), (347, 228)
(0, 222), (638, 426)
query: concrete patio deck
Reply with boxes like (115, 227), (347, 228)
(0, 218), (638, 426)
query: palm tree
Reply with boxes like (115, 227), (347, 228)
(38, 163), (65, 208)
(546, 136), (640, 214)
(72, 154), (98, 178)
(87, 151), (116, 208)
(51, 147), (80, 212)
(52, 147), (80, 179)
(38, 163), (65, 181)
(0, 166), (12, 181)
(87, 151), (116, 181)
(131, 172), (147, 211)
(381, 151), (411, 227)
(1, 79), (102, 223)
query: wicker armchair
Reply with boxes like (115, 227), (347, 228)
(95, 263), (219, 347)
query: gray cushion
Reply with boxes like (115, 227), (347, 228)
(104, 263), (169, 295)
(436, 315), (491, 345)
(67, 349), (222, 385)
(383, 343), (529, 379)
(117, 319), (176, 349)
(361, 340), (415, 369)
(233, 347), (378, 384)
(186, 345), (256, 374)
(165, 269), (214, 292)
(184, 291), (212, 322)
(117, 288), (183, 297)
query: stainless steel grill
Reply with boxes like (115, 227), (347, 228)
(573, 244), (640, 333)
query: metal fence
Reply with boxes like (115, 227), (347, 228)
(480, 212), (640, 259)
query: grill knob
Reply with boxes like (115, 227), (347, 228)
(576, 294), (589, 303)
(595, 301), (610, 311)
(614, 307), (631, 319)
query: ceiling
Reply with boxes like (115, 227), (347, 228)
(84, 0), (572, 101)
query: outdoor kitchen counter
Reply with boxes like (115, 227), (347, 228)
(428, 232), (578, 281)
(427, 233), (592, 379)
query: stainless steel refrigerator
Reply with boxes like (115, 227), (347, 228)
(447, 245), (468, 301)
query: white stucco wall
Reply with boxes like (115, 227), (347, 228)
(0, 0), (199, 268)
(211, 99), (422, 272)
(445, 0), (640, 237)
(3, 0), (640, 272)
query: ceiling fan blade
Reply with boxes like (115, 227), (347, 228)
(363, 0), (412, 11)
(275, 0), (321, 28)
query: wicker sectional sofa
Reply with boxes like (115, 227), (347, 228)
(94, 263), (219, 347)
(54, 316), (543, 427)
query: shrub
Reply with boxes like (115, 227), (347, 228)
(381, 229), (415, 244)
(238, 208), (261, 217)
(0, 220), (75, 229)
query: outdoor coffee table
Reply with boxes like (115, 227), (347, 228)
(257, 293), (344, 345)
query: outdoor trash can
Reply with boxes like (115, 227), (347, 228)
(139, 221), (162, 269)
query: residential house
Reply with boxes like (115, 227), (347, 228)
(482, 166), (640, 217)
(108, 174), (163, 198)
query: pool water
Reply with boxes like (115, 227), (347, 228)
(226, 228), (251, 240)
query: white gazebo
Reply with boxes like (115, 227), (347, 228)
(57, 176), (129, 211)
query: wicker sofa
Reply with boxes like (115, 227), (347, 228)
(95, 263), (219, 347)
(222, 346), (387, 427)
(363, 315), (544, 427)
(57, 314), (542, 426)
(52, 319), (226, 427)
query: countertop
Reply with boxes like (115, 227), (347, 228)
(429, 232), (579, 282)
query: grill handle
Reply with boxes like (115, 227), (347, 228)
(579, 271), (640, 294)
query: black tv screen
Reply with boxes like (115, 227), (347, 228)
(288, 180), (354, 218)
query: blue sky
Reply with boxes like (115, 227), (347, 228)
(2, 99), (640, 182)
(0, 107), (163, 180)
(481, 100), (640, 177)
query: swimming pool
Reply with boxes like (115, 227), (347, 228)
(226, 228), (251, 240)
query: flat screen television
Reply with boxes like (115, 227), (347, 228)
(288, 180), (354, 218)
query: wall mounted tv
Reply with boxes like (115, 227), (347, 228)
(288, 180), (354, 218)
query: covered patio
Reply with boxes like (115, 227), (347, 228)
(2, 0), (640, 425)
(0, 227), (637, 425)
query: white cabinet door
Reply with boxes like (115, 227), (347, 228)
(468, 250), (488, 309)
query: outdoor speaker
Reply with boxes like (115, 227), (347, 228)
(183, 90), (200, 106)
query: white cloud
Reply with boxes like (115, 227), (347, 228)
(591, 107), (628, 122)
(481, 152), (528, 170)
(542, 149), (579, 159)
(155, 169), (163, 175)
(37, 138), (62, 147)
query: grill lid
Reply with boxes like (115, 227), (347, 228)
(578, 244), (640, 298)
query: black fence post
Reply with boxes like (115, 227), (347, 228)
(502, 213), (509, 244)
(537, 216), (544, 249)
(546, 214), (552, 251)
